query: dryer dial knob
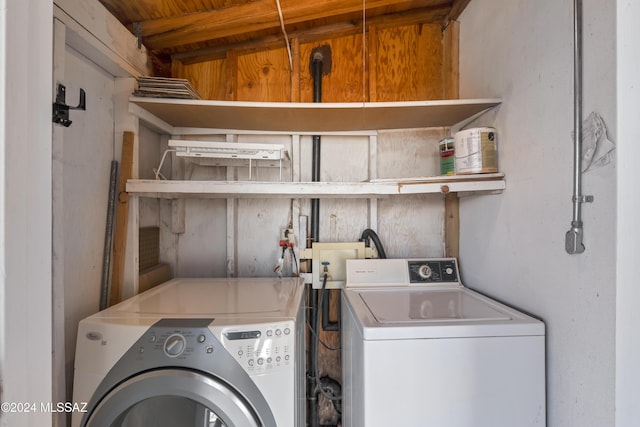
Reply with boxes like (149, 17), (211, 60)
(418, 265), (432, 279)
(164, 334), (186, 357)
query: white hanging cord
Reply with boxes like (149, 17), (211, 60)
(275, 0), (293, 72)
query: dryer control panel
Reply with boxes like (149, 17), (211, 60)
(220, 321), (296, 375)
(133, 319), (295, 376)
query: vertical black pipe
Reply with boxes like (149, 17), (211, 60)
(311, 53), (323, 243)
(308, 52), (324, 427)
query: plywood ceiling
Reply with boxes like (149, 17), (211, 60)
(99, 0), (470, 69)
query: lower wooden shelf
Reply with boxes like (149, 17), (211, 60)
(126, 173), (505, 199)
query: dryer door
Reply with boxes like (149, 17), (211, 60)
(84, 369), (260, 427)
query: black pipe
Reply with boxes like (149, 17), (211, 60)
(308, 51), (325, 427)
(308, 283), (319, 427)
(311, 53), (323, 242)
(360, 228), (388, 259)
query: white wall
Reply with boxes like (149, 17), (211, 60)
(616, 2), (640, 425)
(0, 0), (53, 426)
(459, 1), (615, 426)
(154, 129), (449, 279)
(54, 45), (117, 407)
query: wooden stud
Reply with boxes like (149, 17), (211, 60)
(109, 131), (134, 307)
(443, 21), (460, 257)
(444, 192), (460, 258)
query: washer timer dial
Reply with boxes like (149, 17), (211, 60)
(418, 264), (433, 279)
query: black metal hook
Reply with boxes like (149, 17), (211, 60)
(53, 84), (86, 127)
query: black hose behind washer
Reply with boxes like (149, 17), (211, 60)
(360, 228), (387, 259)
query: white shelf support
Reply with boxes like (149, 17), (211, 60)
(368, 134), (378, 231)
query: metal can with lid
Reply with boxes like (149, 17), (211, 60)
(454, 127), (498, 174)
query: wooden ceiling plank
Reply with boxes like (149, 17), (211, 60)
(174, 5), (450, 65)
(143, 0), (279, 48)
(365, 5), (449, 29)
(142, 0), (447, 50)
(175, 23), (357, 64)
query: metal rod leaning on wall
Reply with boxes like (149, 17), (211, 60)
(100, 160), (119, 310)
(565, 0), (593, 254)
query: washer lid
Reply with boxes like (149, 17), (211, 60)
(361, 289), (511, 324)
(112, 277), (303, 318)
(344, 287), (545, 339)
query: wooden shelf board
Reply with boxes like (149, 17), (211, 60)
(126, 174), (505, 199)
(130, 97), (501, 132)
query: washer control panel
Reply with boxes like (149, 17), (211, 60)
(408, 259), (459, 284)
(221, 321), (295, 375)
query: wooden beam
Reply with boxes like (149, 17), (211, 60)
(141, 0), (447, 50)
(54, 0), (152, 77)
(109, 131), (134, 307)
(447, 0), (472, 21)
(174, 6), (449, 65)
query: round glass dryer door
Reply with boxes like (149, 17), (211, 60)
(113, 396), (228, 427)
(83, 369), (261, 427)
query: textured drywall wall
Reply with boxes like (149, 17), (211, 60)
(459, 1), (616, 426)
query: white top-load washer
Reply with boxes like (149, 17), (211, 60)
(342, 258), (546, 427)
(72, 277), (306, 427)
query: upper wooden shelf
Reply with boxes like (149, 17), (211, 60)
(130, 97), (501, 133)
(126, 173), (505, 199)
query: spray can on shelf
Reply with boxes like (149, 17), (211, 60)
(439, 137), (456, 176)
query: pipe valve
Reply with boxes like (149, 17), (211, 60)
(565, 222), (586, 254)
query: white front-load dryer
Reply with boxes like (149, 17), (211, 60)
(72, 277), (306, 427)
